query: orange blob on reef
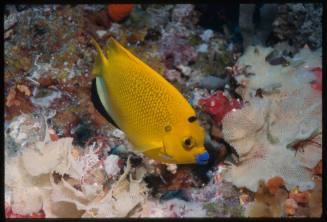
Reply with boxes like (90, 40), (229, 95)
(289, 191), (310, 204)
(266, 176), (285, 195)
(107, 4), (134, 22)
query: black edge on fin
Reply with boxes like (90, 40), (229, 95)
(91, 78), (120, 129)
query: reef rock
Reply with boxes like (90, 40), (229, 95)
(272, 3), (322, 50)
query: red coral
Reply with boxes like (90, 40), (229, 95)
(5, 205), (45, 218)
(310, 67), (322, 92)
(199, 91), (242, 125)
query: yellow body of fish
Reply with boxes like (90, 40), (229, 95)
(92, 37), (209, 164)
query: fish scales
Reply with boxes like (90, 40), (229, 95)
(106, 55), (182, 147)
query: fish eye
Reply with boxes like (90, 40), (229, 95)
(188, 116), (197, 123)
(182, 137), (195, 150)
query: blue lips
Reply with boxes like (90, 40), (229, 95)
(195, 151), (209, 165)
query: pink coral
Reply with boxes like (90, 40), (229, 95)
(199, 91), (242, 125)
(5, 204), (45, 218)
(310, 67), (322, 92)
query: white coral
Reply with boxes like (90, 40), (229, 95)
(137, 199), (207, 217)
(11, 186), (43, 215)
(21, 138), (73, 176)
(235, 46), (320, 101)
(223, 46), (322, 192)
(82, 156), (148, 217)
(104, 155), (121, 177)
(165, 163), (178, 174)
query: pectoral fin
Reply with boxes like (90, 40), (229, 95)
(143, 147), (174, 162)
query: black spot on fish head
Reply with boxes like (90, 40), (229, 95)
(188, 116), (197, 123)
(164, 125), (172, 132)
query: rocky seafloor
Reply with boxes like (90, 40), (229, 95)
(4, 4), (322, 218)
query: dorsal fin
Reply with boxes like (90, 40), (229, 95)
(90, 37), (109, 77)
(105, 37), (149, 67)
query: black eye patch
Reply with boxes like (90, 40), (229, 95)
(188, 116), (197, 122)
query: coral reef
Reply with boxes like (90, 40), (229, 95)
(244, 177), (322, 217)
(4, 4), (321, 218)
(272, 3), (322, 50)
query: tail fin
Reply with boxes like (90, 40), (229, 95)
(91, 37), (108, 77)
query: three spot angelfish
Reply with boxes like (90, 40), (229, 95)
(91, 37), (209, 164)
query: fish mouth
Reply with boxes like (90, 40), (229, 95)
(195, 151), (209, 165)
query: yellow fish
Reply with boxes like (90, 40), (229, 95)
(91, 37), (209, 164)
